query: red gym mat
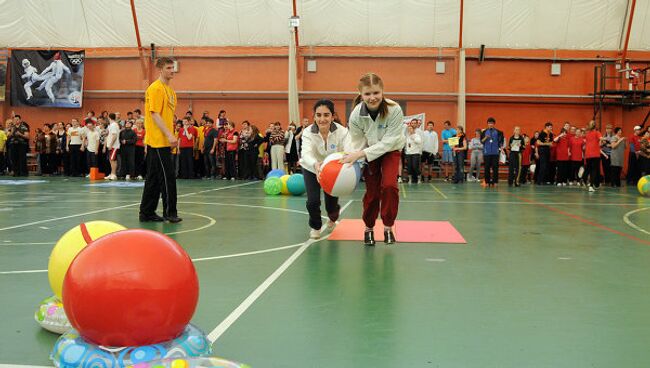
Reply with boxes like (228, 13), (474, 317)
(328, 219), (466, 244)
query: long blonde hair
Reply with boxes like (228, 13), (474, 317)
(353, 73), (395, 119)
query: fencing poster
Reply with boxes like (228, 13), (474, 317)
(10, 49), (84, 108)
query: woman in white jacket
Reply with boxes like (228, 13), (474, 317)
(340, 73), (405, 246)
(299, 100), (351, 239)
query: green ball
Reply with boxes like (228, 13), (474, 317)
(264, 177), (283, 195)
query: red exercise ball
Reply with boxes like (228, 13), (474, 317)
(62, 229), (199, 347)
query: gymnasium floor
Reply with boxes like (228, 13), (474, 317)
(0, 177), (649, 367)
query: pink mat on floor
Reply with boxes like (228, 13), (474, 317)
(328, 219), (466, 243)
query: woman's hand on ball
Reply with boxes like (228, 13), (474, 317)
(341, 151), (365, 164)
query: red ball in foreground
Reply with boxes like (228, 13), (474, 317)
(62, 229), (199, 347)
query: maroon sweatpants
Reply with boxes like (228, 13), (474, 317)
(362, 150), (401, 228)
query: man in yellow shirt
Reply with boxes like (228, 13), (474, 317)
(139, 57), (181, 223)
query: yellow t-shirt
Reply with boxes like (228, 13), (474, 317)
(0, 130), (6, 152)
(171, 131), (179, 155)
(144, 79), (176, 148)
(196, 125), (205, 150)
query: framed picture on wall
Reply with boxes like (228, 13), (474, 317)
(10, 49), (84, 108)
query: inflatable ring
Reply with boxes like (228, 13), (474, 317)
(126, 356), (250, 368)
(35, 295), (71, 334)
(51, 324), (212, 368)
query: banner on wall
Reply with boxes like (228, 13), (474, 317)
(10, 49), (84, 108)
(0, 49), (7, 102)
(403, 113), (426, 132)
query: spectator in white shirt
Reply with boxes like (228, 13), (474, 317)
(421, 121), (439, 182)
(66, 118), (83, 177)
(405, 119), (424, 184)
(105, 113), (121, 180)
(83, 121), (100, 175)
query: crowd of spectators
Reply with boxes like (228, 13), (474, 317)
(401, 117), (649, 191)
(1, 110), (648, 193)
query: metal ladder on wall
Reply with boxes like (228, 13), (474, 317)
(593, 62), (650, 128)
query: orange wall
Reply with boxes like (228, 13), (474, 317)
(2, 47), (650, 142)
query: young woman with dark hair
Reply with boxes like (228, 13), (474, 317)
(300, 99), (351, 239)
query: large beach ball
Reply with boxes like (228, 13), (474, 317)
(280, 175), (291, 195)
(266, 169), (285, 179)
(638, 175), (650, 197)
(62, 229), (199, 347)
(264, 177), (282, 195)
(287, 174), (306, 196)
(48, 221), (126, 300)
(319, 152), (361, 197)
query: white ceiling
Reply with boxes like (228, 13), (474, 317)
(0, 0), (648, 50)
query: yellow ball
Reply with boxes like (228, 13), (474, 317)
(638, 175), (650, 197)
(48, 221), (126, 300)
(280, 174), (291, 195)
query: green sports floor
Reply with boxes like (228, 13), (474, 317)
(0, 177), (649, 367)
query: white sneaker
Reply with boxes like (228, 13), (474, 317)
(324, 220), (336, 232)
(309, 229), (321, 239)
(588, 186), (595, 192)
(397, 177), (403, 183)
(125, 175), (131, 180)
(137, 175), (143, 180)
(85, 174), (90, 178)
(109, 174), (117, 181)
(231, 177), (235, 181)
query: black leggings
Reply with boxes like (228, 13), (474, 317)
(556, 160), (570, 184)
(406, 154), (421, 182)
(585, 157), (601, 188)
(304, 170), (340, 231)
(571, 161), (583, 182)
(69, 144), (82, 176)
(484, 154), (499, 184)
(508, 152), (521, 185)
(179, 147), (194, 179)
(610, 166), (622, 187)
(225, 150), (237, 179)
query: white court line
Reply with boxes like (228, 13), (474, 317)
(0, 269), (47, 274)
(398, 199), (637, 206)
(0, 197), (329, 275)
(0, 212), (216, 247)
(179, 201), (327, 218)
(193, 243), (303, 262)
(0, 181), (257, 232)
(623, 207), (650, 236)
(163, 211), (217, 236)
(207, 199), (354, 343)
(1, 242), (55, 246)
(0, 242), (304, 275)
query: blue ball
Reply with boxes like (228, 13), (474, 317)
(266, 169), (285, 179)
(287, 174), (306, 196)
